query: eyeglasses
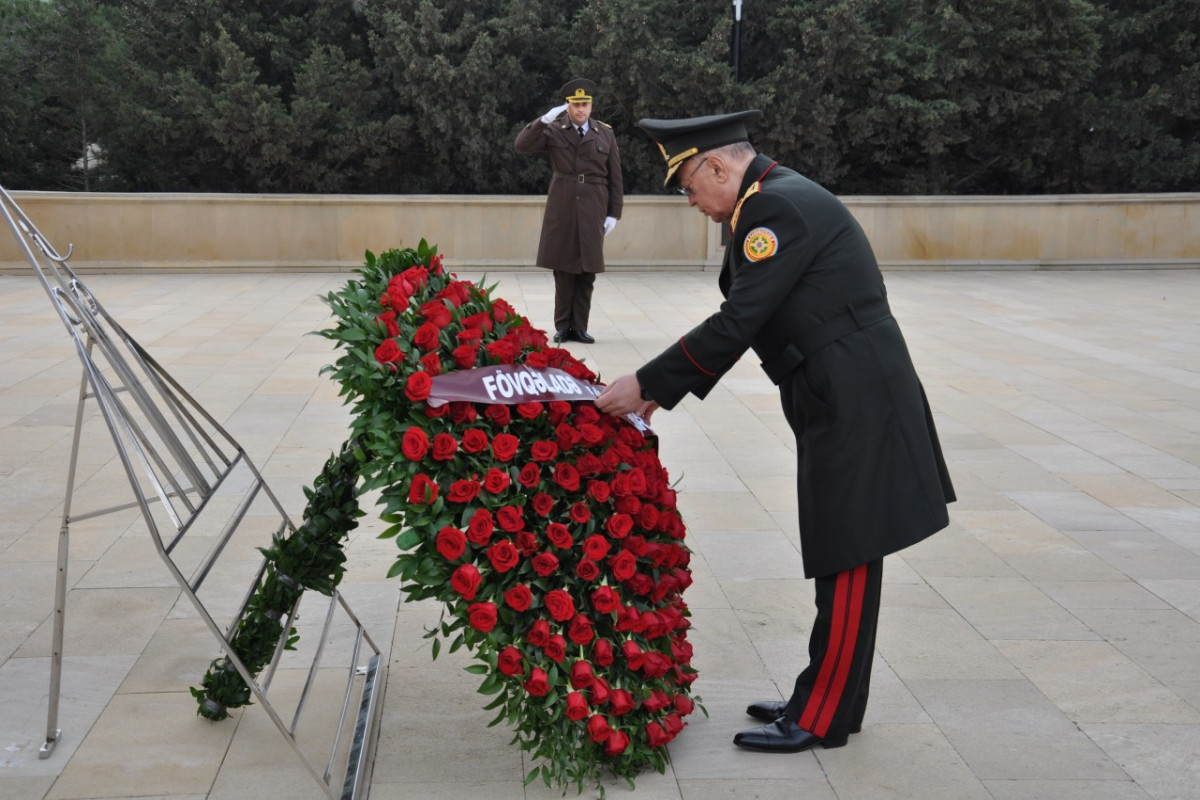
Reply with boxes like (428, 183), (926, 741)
(676, 156), (711, 197)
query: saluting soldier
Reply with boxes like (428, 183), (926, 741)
(596, 110), (955, 754)
(515, 78), (624, 344)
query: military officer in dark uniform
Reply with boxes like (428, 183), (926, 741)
(515, 78), (624, 344)
(596, 110), (955, 753)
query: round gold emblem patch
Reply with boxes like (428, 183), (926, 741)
(743, 227), (778, 262)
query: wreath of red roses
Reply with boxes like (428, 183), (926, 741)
(320, 242), (701, 791)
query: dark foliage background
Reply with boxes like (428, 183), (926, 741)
(2, 0), (1197, 194)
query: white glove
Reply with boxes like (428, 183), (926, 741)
(540, 103), (569, 124)
(603, 216), (618, 236)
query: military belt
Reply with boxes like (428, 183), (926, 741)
(554, 173), (607, 185)
(760, 296), (893, 385)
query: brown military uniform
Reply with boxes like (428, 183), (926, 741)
(515, 113), (623, 334)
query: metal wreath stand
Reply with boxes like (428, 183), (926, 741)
(1, 184), (382, 800)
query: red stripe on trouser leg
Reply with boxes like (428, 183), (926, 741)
(798, 564), (867, 737)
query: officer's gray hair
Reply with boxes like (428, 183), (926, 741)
(710, 141), (757, 160)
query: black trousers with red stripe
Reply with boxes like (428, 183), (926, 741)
(782, 557), (884, 744)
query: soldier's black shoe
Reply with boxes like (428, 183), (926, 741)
(553, 329), (570, 343)
(733, 718), (848, 753)
(572, 330), (595, 344)
(746, 700), (787, 723)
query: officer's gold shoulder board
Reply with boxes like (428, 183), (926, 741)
(730, 182), (761, 233)
(597, 120), (612, 128)
(743, 227), (779, 262)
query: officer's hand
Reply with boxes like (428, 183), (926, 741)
(596, 374), (645, 417)
(540, 103), (569, 124)
(603, 216), (618, 236)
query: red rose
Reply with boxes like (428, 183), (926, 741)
(418, 298), (452, 328)
(419, 352), (442, 374)
(466, 508), (494, 544)
(555, 423), (581, 452)
(545, 523), (572, 549)
(642, 652), (673, 678)
(467, 601), (497, 633)
(485, 339), (516, 364)
(515, 530), (539, 556)
(610, 549), (637, 582)
(450, 563), (481, 600)
(448, 402), (477, 424)
(592, 639), (614, 667)
(544, 634), (566, 662)
(504, 584), (533, 611)
(587, 480), (610, 503)
(496, 505), (523, 532)
(616, 496), (642, 515)
(583, 534), (610, 561)
(642, 689), (670, 713)
(646, 721), (670, 747)
(589, 677), (610, 706)
(586, 715), (611, 743)
(639, 504), (661, 531)
(452, 343), (478, 369)
(591, 585), (621, 615)
(609, 688), (635, 716)
(491, 433), (519, 462)
(548, 401), (571, 424)
(565, 691), (590, 721)
(524, 667), (550, 697)
(531, 552), (559, 577)
(430, 432), (458, 461)
(674, 694), (695, 716)
(530, 440), (559, 462)
(570, 660), (595, 689)
(384, 280), (410, 312)
(404, 371), (432, 401)
(604, 515), (633, 542)
(436, 526), (467, 560)
(401, 426), (429, 461)
(414, 321), (440, 352)
(663, 713), (684, 736)
(578, 423), (605, 447)
(518, 463), (541, 489)
(374, 338), (404, 367)
(575, 558), (600, 581)
(485, 405), (511, 426)
(437, 280), (471, 307)
(569, 502), (591, 524)
(447, 479), (481, 504)
(376, 310), (400, 337)
(461, 428), (488, 453)
(456, 326), (482, 344)
(483, 467), (511, 494)
(622, 640), (645, 670)
(497, 646), (523, 677)
(567, 613), (594, 645)
(527, 619), (550, 647)
(604, 729), (630, 757)
(487, 539), (520, 573)
(576, 453), (603, 476)
(408, 474), (438, 505)
(531, 492), (554, 516)
(553, 462), (581, 492)
(545, 589), (575, 622)
(516, 402), (544, 420)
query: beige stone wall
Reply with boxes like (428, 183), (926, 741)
(2, 191), (1197, 274)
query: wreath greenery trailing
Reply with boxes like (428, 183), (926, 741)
(191, 442), (364, 720)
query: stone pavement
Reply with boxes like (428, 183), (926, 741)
(2, 267), (1199, 800)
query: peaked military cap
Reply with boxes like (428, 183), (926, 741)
(638, 110), (764, 185)
(559, 78), (596, 104)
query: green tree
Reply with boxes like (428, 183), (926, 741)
(1079, 0), (1200, 191)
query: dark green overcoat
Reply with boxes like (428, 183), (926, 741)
(638, 154), (955, 578)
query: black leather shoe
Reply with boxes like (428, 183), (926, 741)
(552, 329), (570, 343)
(572, 330), (595, 344)
(746, 700), (787, 723)
(733, 718), (848, 753)
(746, 701), (862, 734)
